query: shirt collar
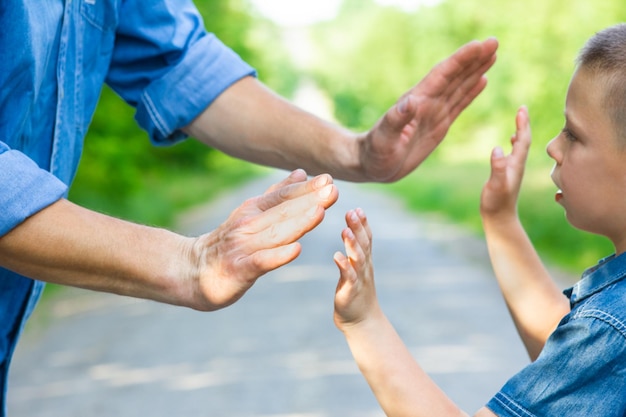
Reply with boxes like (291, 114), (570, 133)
(564, 252), (626, 307)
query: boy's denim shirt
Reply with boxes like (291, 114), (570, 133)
(0, 1), (254, 414)
(487, 252), (626, 416)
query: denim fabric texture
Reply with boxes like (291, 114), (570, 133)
(0, 1), (255, 414)
(486, 252), (626, 416)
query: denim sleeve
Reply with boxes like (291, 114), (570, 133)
(106, 0), (256, 145)
(486, 313), (626, 416)
(0, 143), (67, 237)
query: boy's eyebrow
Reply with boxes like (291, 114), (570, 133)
(563, 111), (584, 136)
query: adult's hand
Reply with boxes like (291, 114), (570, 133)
(358, 38), (498, 182)
(0, 170), (337, 312)
(186, 39), (497, 184)
(185, 169), (339, 311)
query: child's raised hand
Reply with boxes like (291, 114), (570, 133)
(480, 106), (531, 221)
(333, 208), (381, 331)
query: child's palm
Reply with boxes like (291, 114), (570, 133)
(480, 107), (531, 219)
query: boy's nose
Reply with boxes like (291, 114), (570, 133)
(546, 136), (560, 161)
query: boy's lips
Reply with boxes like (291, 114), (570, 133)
(555, 189), (563, 203)
(550, 174), (562, 203)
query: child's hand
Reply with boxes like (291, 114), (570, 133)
(480, 106), (531, 222)
(333, 208), (381, 332)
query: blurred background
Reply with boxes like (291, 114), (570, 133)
(69, 0), (626, 276)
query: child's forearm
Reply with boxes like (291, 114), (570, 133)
(482, 215), (570, 360)
(342, 313), (469, 417)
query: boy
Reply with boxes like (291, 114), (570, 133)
(332, 23), (626, 416)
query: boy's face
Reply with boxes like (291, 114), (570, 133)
(547, 67), (626, 251)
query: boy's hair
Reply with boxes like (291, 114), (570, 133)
(577, 23), (626, 144)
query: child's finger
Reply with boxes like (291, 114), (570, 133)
(333, 249), (357, 287)
(345, 209), (371, 255)
(333, 250), (349, 271)
(511, 106), (531, 162)
(488, 146), (507, 186)
(333, 250), (343, 261)
(341, 225), (367, 270)
(355, 208), (372, 241)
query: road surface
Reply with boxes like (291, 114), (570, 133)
(8, 170), (550, 416)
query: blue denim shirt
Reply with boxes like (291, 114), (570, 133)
(486, 252), (626, 416)
(0, 1), (254, 413)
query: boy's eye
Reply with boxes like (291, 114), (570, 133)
(562, 128), (576, 142)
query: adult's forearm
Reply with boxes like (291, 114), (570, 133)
(184, 77), (365, 182)
(0, 199), (194, 307)
(481, 216), (569, 359)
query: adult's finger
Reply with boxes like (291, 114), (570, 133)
(445, 48), (497, 108)
(256, 173), (336, 212)
(241, 184), (338, 251)
(443, 38), (498, 82)
(446, 75), (489, 122)
(241, 242), (304, 275)
(263, 169), (308, 194)
(420, 38), (498, 99)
